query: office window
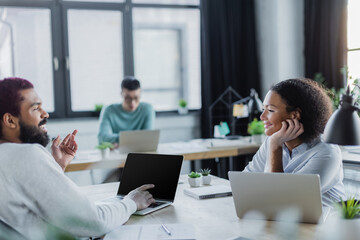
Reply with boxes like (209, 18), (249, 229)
(0, 7), (54, 111)
(67, 9), (124, 111)
(132, 0), (199, 5)
(133, 8), (201, 110)
(348, 0), (360, 84)
(64, 0), (125, 2)
(0, 0), (200, 118)
(134, 28), (181, 110)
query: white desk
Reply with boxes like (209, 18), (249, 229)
(341, 146), (360, 170)
(66, 138), (260, 172)
(81, 176), (320, 240)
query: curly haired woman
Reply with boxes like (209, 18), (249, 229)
(244, 78), (345, 206)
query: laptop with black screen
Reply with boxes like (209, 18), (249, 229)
(117, 153), (183, 215)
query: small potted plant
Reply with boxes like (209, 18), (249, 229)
(93, 103), (104, 117)
(247, 118), (265, 144)
(94, 103), (104, 113)
(200, 168), (212, 185)
(178, 99), (188, 115)
(334, 197), (360, 240)
(96, 142), (114, 159)
(188, 171), (201, 187)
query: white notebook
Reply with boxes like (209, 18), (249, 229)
(184, 185), (232, 200)
(104, 224), (196, 240)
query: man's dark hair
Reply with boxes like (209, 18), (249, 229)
(121, 77), (141, 91)
(0, 78), (34, 138)
(270, 78), (333, 143)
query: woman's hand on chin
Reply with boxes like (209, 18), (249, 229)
(269, 119), (304, 148)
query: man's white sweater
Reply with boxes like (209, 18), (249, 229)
(0, 143), (136, 239)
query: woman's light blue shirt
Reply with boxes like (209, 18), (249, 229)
(243, 137), (346, 207)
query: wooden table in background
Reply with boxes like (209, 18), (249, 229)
(66, 138), (260, 172)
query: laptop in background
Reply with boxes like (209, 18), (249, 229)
(228, 172), (325, 224)
(118, 129), (160, 153)
(117, 153), (183, 215)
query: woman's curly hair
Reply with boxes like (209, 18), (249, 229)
(270, 78), (333, 143)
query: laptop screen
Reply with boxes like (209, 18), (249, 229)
(118, 130), (160, 153)
(118, 153), (183, 201)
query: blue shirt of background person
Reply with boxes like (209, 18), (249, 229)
(97, 77), (155, 145)
(243, 78), (345, 207)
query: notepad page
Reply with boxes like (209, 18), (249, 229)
(104, 223), (196, 240)
(141, 224), (195, 240)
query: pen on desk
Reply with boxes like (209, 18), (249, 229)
(161, 224), (171, 236)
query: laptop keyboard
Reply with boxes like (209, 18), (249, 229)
(148, 202), (166, 208)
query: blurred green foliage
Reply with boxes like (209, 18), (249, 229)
(313, 66), (360, 115)
(247, 118), (265, 135)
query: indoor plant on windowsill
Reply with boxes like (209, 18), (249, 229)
(200, 168), (212, 185)
(96, 142), (114, 160)
(188, 171), (201, 187)
(178, 99), (188, 115)
(247, 118), (265, 144)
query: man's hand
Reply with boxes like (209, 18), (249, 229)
(51, 130), (78, 171)
(125, 184), (155, 210)
(269, 119), (304, 148)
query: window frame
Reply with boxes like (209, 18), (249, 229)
(0, 0), (200, 118)
(133, 24), (186, 101)
(347, 0), (360, 84)
(61, 2), (127, 117)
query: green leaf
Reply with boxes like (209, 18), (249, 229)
(188, 171), (201, 178)
(247, 118), (265, 135)
(179, 99), (187, 108)
(94, 103), (104, 112)
(336, 197), (360, 219)
(199, 168), (211, 176)
(96, 142), (114, 150)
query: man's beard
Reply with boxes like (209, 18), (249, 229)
(19, 119), (50, 147)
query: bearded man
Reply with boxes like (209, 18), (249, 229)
(0, 78), (155, 239)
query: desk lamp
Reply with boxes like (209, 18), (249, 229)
(232, 88), (263, 122)
(323, 88), (360, 145)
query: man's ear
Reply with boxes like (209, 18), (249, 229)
(2, 113), (18, 129)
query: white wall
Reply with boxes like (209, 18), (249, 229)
(255, 0), (305, 98)
(47, 113), (200, 185)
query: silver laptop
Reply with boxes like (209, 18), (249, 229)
(118, 129), (160, 153)
(228, 172), (325, 224)
(117, 153), (183, 215)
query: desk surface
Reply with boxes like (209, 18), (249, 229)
(81, 176), (319, 240)
(66, 138), (260, 172)
(341, 146), (360, 163)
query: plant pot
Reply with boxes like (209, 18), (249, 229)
(178, 107), (188, 115)
(336, 218), (360, 240)
(202, 175), (211, 185)
(100, 148), (110, 159)
(188, 177), (201, 187)
(251, 134), (264, 144)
